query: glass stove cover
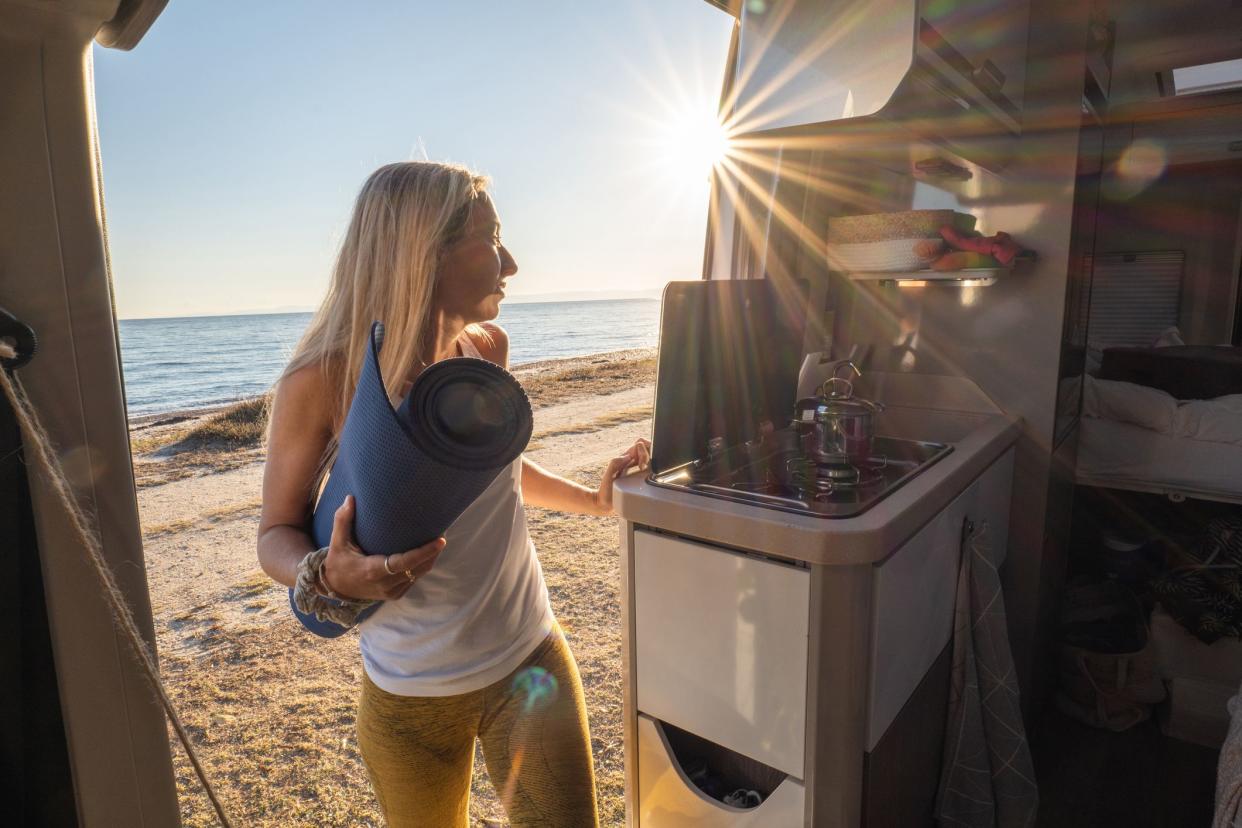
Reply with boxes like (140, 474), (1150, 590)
(648, 435), (953, 519)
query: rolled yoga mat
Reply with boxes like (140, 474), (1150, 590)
(290, 321), (533, 637)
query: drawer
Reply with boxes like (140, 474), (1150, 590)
(634, 530), (810, 777)
(638, 714), (805, 827)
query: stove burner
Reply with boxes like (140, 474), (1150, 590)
(819, 464), (860, 483)
(785, 455), (888, 494)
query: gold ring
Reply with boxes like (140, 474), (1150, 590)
(405, 569), (416, 583)
(383, 555), (397, 576)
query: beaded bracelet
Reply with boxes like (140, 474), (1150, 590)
(292, 547), (378, 629)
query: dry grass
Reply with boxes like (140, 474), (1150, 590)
(178, 396), (271, 450)
(130, 399), (270, 489)
(134, 449), (261, 489)
(518, 355), (656, 409)
(143, 516), (198, 538)
(131, 426), (192, 455)
(143, 500), (261, 538)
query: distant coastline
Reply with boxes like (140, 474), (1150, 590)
(118, 291), (661, 322)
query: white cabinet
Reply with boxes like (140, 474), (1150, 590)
(626, 447), (1018, 826)
(733, 0), (916, 132)
(633, 530), (811, 778)
(917, 0), (1029, 118)
(729, 0), (1028, 134)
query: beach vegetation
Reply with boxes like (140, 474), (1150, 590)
(181, 395), (272, 450)
(521, 354), (656, 408)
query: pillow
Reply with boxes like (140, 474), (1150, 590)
(1083, 375), (1178, 433)
(1175, 394), (1242, 446)
(1152, 326), (1185, 348)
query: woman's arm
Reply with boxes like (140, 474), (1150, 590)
(257, 364), (335, 588)
(521, 444), (649, 517)
(257, 363), (443, 600)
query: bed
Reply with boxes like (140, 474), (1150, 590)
(1077, 417), (1242, 504)
(1076, 347), (1242, 504)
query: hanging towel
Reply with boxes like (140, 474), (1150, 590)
(936, 520), (1039, 828)
(1215, 680), (1242, 828)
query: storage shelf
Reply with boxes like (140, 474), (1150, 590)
(843, 254), (1035, 286)
(845, 267), (1009, 286)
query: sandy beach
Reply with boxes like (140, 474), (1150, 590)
(133, 349), (655, 827)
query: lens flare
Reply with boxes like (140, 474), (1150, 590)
(511, 665), (559, 713)
(1106, 140), (1167, 200)
(657, 107), (733, 184)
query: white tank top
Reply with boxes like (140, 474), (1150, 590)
(359, 333), (554, 696)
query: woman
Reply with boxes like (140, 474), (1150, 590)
(257, 161), (649, 828)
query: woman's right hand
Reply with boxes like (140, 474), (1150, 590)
(321, 495), (445, 601)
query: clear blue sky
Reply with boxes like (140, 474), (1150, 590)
(93, 1), (734, 319)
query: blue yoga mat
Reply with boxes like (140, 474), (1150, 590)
(290, 321), (533, 637)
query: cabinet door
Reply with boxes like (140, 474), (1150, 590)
(867, 449), (1015, 749)
(867, 478), (977, 751)
(634, 530), (811, 778)
(918, 0), (1029, 114)
(732, 0), (915, 131)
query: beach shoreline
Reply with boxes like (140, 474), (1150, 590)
(127, 346), (658, 429)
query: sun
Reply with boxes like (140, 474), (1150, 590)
(655, 107), (733, 185)
(665, 108), (730, 181)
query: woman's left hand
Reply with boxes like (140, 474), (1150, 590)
(593, 438), (651, 516)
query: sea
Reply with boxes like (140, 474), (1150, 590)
(118, 298), (661, 417)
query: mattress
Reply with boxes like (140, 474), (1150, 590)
(1077, 417), (1242, 503)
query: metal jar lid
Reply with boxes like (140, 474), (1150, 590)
(814, 375), (882, 419)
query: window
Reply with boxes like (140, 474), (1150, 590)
(1170, 57), (1242, 96)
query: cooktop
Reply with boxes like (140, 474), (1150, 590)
(647, 434), (953, 519)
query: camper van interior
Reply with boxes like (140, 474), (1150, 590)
(5, 0), (1242, 825)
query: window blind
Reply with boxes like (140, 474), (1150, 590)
(1087, 251), (1183, 348)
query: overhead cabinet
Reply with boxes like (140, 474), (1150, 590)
(729, 0), (1030, 173)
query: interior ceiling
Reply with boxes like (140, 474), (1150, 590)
(1110, 0), (1242, 104)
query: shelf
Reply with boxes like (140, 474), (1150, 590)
(845, 267), (1009, 287)
(843, 253), (1035, 287)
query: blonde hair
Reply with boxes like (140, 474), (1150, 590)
(283, 161), (490, 432)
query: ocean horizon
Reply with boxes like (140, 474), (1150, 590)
(119, 297), (661, 417)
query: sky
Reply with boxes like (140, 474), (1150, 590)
(93, 1), (735, 320)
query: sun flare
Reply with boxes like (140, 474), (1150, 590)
(652, 108), (733, 187)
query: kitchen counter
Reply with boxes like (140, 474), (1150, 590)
(615, 409), (1022, 566)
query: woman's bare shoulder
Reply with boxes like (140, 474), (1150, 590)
(469, 322), (510, 368)
(272, 360), (336, 431)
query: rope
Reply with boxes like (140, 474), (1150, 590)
(0, 341), (235, 827)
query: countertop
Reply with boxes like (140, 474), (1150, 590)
(615, 409), (1022, 566)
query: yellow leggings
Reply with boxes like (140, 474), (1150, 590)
(356, 628), (599, 827)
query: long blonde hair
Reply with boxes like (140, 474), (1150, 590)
(283, 161), (490, 431)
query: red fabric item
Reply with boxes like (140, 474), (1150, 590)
(939, 225), (1022, 266)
